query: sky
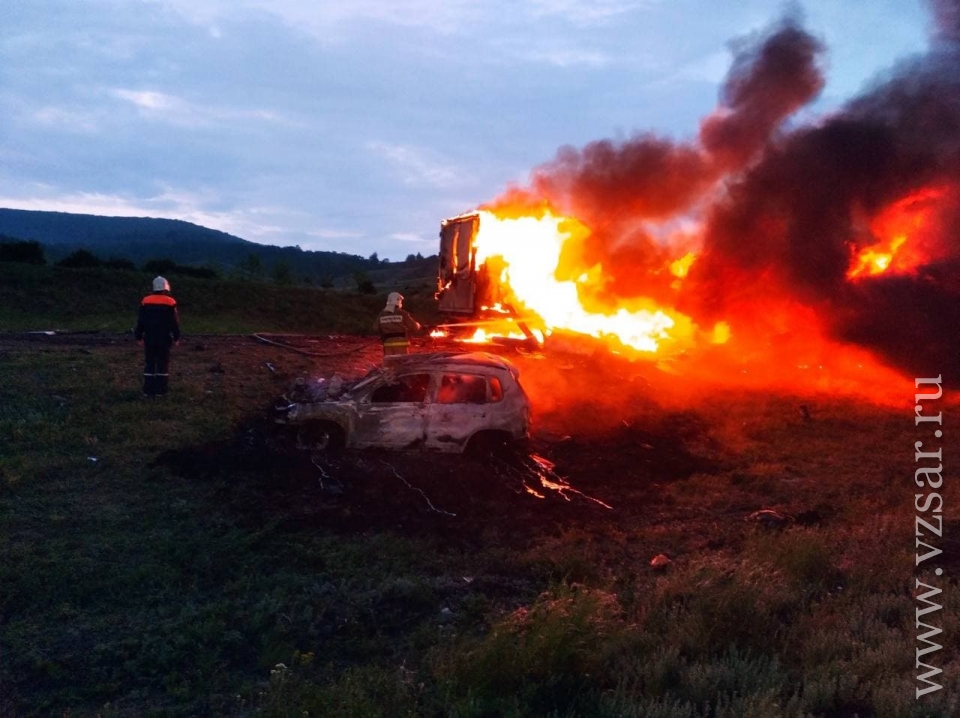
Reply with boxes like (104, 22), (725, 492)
(0, 0), (933, 260)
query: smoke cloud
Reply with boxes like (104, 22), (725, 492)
(497, 2), (960, 380)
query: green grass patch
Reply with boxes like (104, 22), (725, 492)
(0, 263), (438, 334)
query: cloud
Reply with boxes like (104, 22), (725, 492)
(31, 106), (101, 134)
(517, 48), (613, 67)
(306, 228), (366, 239)
(110, 88), (293, 129)
(149, 0), (483, 36)
(366, 141), (460, 188)
(528, 0), (661, 25)
(149, 0), (659, 38)
(390, 232), (431, 242)
(645, 50), (733, 90)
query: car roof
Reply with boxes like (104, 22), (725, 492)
(384, 351), (518, 373)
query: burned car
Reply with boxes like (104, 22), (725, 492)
(278, 352), (531, 454)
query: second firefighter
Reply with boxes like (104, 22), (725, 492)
(373, 292), (421, 361)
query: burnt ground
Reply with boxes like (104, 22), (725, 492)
(143, 333), (732, 550)
(0, 331), (814, 549)
(154, 411), (722, 546)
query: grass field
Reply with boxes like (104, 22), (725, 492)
(0, 263), (439, 335)
(1, 273), (958, 716)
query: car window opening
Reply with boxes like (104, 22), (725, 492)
(438, 373), (489, 404)
(371, 373), (431, 403)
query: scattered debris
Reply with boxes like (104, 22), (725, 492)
(87, 457), (98, 463)
(311, 456), (344, 494)
(265, 362), (277, 374)
(746, 508), (792, 529)
(381, 461), (456, 517)
(650, 554), (671, 570)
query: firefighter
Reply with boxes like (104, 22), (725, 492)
(373, 291), (421, 362)
(135, 276), (181, 396)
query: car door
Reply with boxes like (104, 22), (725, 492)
(353, 373), (431, 450)
(425, 372), (493, 451)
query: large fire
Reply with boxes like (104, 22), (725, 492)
(469, 209), (702, 353)
(433, 7), (960, 400)
(441, 197), (933, 402)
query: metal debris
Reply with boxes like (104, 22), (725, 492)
(381, 461), (456, 517)
(650, 554), (671, 570)
(746, 508), (792, 528)
(310, 456), (344, 494)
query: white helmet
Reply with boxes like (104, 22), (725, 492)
(386, 291), (403, 310)
(152, 276), (170, 292)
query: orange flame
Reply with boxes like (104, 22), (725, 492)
(669, 252), (697, 278)
(472, 210), (697, 352)
(848, 186), (945, 279)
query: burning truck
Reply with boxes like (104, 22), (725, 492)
(433, 208), (702, 358)
(425, 7), (960, 392)
(435, 212), (545, 349)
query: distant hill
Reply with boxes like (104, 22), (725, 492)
(0, 208), (433, 284)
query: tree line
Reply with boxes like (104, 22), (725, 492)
(0, 238), (219, 279)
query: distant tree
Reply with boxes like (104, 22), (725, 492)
(104, 257), (136, 270)
(368, 252), (379, 265)
(0, 238), (45, 265)
(405, 253), (417, 263)
(272, 259), (293, 285)
(175, 265), (218, 280)
(238, 252), (263, 280)
(353, 270), (376, 294)
(143, 258), (177, 275)
(57, 249), (101, 268)
(416, 252), (423, 260)
(319, 274), (335, 289)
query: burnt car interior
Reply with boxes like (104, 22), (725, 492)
(438, 374), (489, 404)
(369, 374), (431, 403)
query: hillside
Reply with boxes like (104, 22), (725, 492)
(0, 208), (414, 283)
(0, 263), (440, 334)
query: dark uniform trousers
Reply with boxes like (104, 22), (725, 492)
(143, 340), (172, 395)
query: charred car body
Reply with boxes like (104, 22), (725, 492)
(278, 352), (531, 454)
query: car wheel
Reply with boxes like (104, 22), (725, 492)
(296, 421), (345, 452)
(465, 430), (515, 459)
